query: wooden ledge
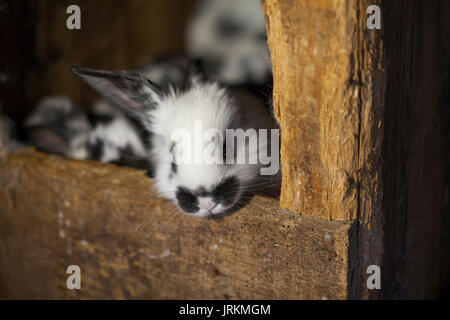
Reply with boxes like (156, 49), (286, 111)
(0, 149), (356, 299)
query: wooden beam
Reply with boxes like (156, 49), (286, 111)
(0, 149), (356, 299)
(263, 0), (450, 298)
(263, 0), (377, 221)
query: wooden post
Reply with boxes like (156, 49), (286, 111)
(263, 0), (450, 298)
(263, 0), (384, 222)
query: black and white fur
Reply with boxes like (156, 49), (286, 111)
(25, 95), (154, 169)
(25, 57), (188, 170)
(25, 0), (277, 216)
(25, 96), (91, 158)
(187, 0), (271, 86)
(72, 63), (279, 217)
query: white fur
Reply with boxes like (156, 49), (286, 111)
(89, 117), (149, 163)
(146, 81), (275, 217)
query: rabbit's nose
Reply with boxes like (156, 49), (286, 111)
(198, 197), (216, 211)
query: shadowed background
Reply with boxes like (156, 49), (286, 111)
(0, 0), (195, 125)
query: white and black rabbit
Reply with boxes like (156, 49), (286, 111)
(72, 62), (280, 217)
(24, 95), (155, 169)
(25, 56), (187, 170)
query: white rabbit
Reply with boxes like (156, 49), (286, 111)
(72, 63), (280, 217)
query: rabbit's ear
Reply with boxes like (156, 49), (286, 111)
(71, 66), (163, 125)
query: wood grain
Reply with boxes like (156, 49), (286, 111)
(263, 0), (450, 298)
(263, 0), (363, 221)
(26, 0), (195, 110)
(0, 149), (356, 299)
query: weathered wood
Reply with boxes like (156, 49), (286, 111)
(264, 0), (450, 298)
(349, 0), (385, 300)
(263, 0), (368, 221)
(26, 0), (194, 109)
(0, 149), (356, 299)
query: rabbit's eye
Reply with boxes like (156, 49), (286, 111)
(170, 161), (178, 174)
(169, 141), (176, 153)
(222, 138), (227, 162)
(169, 141), (179, 163)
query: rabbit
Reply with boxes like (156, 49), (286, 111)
(25, 96), (92, 158)
(24, 56), (188, 170)
(72, 62), (280, 217)
(24, 96), (153, 169)
(187, 0), (272, 86)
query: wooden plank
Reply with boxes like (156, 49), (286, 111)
(26, 0), (194, 109)
(0, 149), (356, 299)
(262, 0), (386, 297)
(350, 0), (385, 300)
(380, 0), (450, 299)
(263, 0), (366, 221)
